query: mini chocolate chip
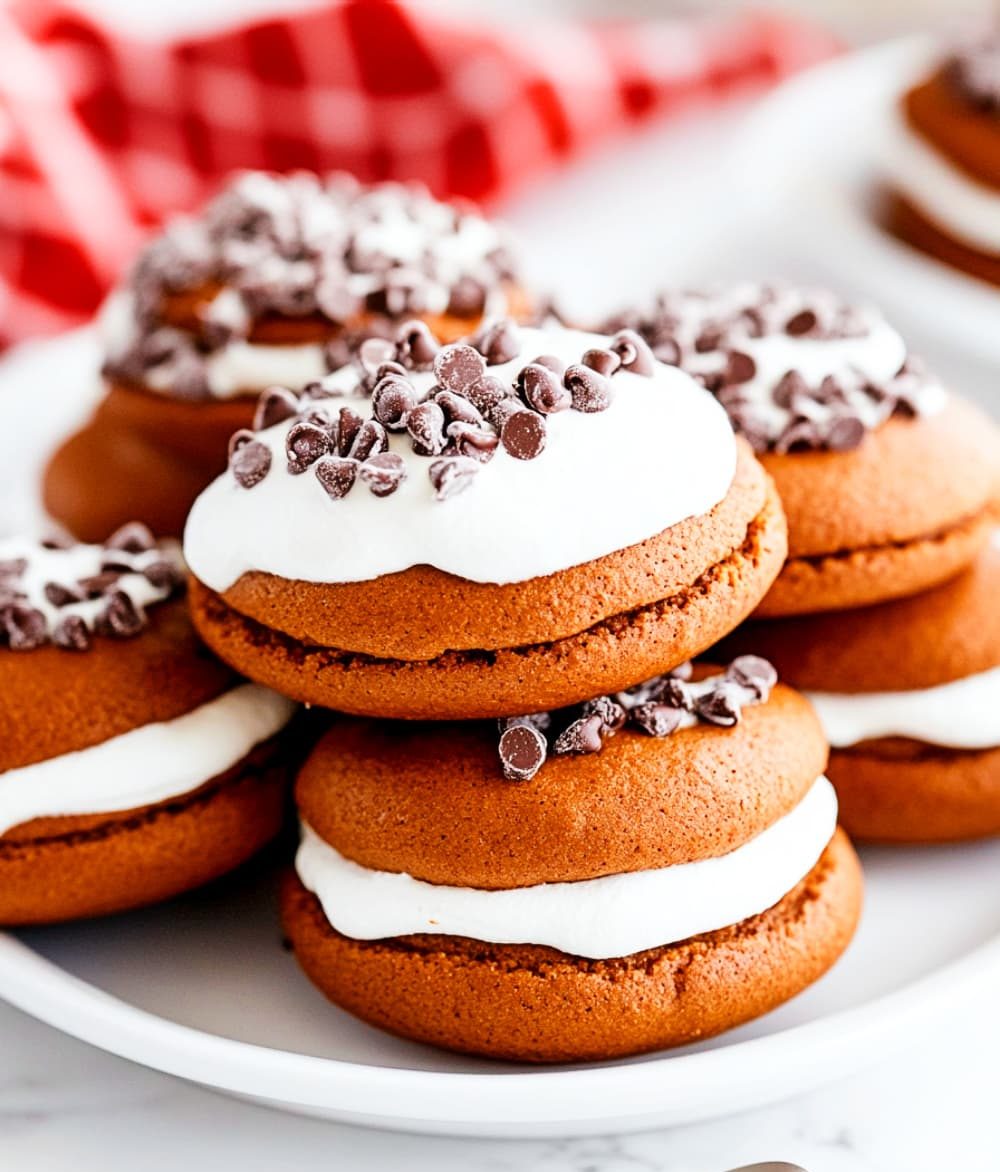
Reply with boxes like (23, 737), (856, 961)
(661, 677), (694, 710)
(435, 389), (485, 427)
(564, 364), (613, 413)
(3, 605), (47, 650)
(773, 370), (808, 408)
(631, 702), (685, 737)
(347, 418), (389, 462)
(464, 375), (510, 414)
(407, 400), (448, 456)
(582, 348), (621, 377)
(228, 428), (255, 461)
(785, 308), (818, 336)
(358, 451), (407, 497)
(434, 343), (486, 393)
(448, 276), (486, 317)
(286, 421), (331, 471)
(446, 421), (499, 463)
(825, 414), (866, 452)
(77, 571), (121, 598)
(253, 386), (300, 430)
(581, 695), (626, 732)
(100, 590), (145, 638)
(500, 408), (546, 460)
(372, 376), (417, 431)
(315, 456), (359, 500)
(611, 329), (656, 375)
(694, 681), (744, 727)
(695, 325), (724, 353)
(724, 350), (757, 385)
(105, 522), (155, 554)
(476, 319), (520, 365)
(53, 613), (90, 651)
(532, 354), (566, 377)
(376, 360), (409, 381)
(429, 456), (479, 500)
(519, 363), (572, 414)
(774, 418), (822, 454)
(142, 560), (182, 590)
(725, 654), (777, 700)
(336, 406), (364, 457)
(498, 722), (547, 781)
(44, 581), (83, 607)
(231, 438), (272, 488)
(40, 537), (72, 551)
(358, 336), (396, 376)
(553, 713), (605, 755)
(300, 380), (335, 402)
(396, 320), (440, 369)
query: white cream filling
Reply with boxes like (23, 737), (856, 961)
(295, 776), (838, 960)
(808, 664), (1000, 751)
(184, 325), (738, 590)
(0, 684), (296, 836)
(886, 112), (1000, 256)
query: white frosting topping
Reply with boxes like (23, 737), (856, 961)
(0, 534), (182, 646)
(0, 684), (296, 836)
(184, 326), (738, 590)
(808, 664), (1000, 751)
(295, 776), (838, 960)
(885, 111), (1000, 256)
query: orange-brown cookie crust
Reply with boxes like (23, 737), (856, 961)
(718, 539), (1000, 693)
(0, 597), (235, 772)
(903, 72), (1000, 191)
(189, 478), (787, 719)
(829, 739), (1000, 843)
(0, 737), (288, 925)
(886, 191), (1000, 286)
(280, 829), (861, 1063)
(296, 685), (827, 888)
(219, 441), (769, 660)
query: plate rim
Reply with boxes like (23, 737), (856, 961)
(3, 925), (999, 1128)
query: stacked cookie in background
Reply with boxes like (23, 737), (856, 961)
(183, 313), (863, 1061)
(44, 172), (530, 541)
(616, 283), (1000, 844)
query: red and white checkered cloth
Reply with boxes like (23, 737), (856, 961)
(0, 0), (837, 348)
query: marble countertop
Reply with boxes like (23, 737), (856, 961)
(2, 993), (995, 1171)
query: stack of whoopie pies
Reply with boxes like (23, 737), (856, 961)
(183, 310), (863, 1061)
(616, 282), (1000, 845)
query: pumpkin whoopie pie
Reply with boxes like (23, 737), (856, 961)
(718, 536), (1000, 843)
(44, 172), (531, 541)
(885, 31), (1000, 286)
(184, 321), (787, 720)
(0, 525), (297, 924)
(282, 658), (861, 1063)
(611, 283), (999, 617)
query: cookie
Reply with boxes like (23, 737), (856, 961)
(610, 283), (999, 616)
(185, 322), (787, 719)
(282, 662), (861, 1062)
(885, 35), (1000, 285)
(717, 537), (1000, 842)
(44, 172), (532, 540)
(0, 526), (297, 924)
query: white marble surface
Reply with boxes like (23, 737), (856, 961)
(3, 8), (1000, 1166)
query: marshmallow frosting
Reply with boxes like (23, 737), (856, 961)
(184, 326), (738, 590)
(886, 112), (1000, 256)
(0, 684), (296, 836)
(808, 665), (1000, 751)
(295, 775), (838, 960)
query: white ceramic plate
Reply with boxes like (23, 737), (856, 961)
(2, 290), (1000, 1141)
(735, 37), (1000, 366)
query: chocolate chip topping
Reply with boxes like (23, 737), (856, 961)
(0, 530), (185, 653)
(234, 321), (653, 502)
(946, 33), (1000, 112)
(605, 283), (944, 453)
(495, 657), (777, 779)
(105, 174), (520, 398)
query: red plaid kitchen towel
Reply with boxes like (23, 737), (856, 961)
(0, 0), (836, 347)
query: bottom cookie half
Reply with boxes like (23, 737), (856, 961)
(281, 828), (862, 1063)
